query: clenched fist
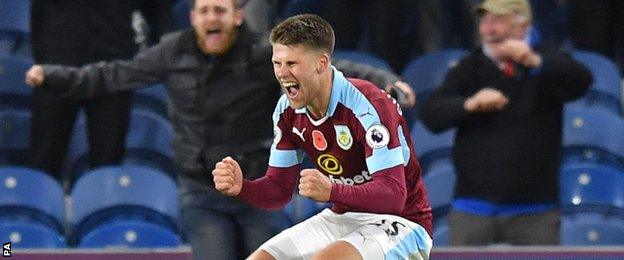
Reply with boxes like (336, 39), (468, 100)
(25, 65), (45, 87)
(212, 156), (243, 196)
(298, 169), (331, 202)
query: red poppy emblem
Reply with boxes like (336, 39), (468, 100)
(312, 130), (327, 151)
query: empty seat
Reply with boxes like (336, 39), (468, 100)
(561, 212), (624, 246)
(401, 49), (467, 123)
(0, 0), (30, 54)
(71, 165), (181, 248)
(0, 167), (66, 248)
(134, 83), (169, 117)
(67, 108), (175, 179)
(333, 49), (392, 71)
(559, 162), (624, 212)
(0, 109), (30, 166)
(0, 55), (33, 108)
(562, 106), (624, 168)
(570, 50), (622, 115)
(423, 161), (456, 214)
(410, 120), (455, 174)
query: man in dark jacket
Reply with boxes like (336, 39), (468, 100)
(25, 0), (414, 258)
(419, 0), (592, 246)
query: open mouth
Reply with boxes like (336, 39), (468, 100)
(283, 82), (300, 98)
(206, 29), (222, 40)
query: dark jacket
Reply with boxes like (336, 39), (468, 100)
(41, 25), (401, 185)
(419, 44), (592, 204)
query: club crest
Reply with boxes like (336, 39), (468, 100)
(334, 125), (353, 150)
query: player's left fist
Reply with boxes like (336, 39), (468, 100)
(298, 169), (331, 202)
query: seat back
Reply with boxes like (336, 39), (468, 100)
(71, 165), (179, 237)
(410, 120), (455, 173)
(424, 161), (456, 213)
(563, 106), (624, 168)
(571, 50), (622, 115)
(67, 108), (175, 178)
(0, 220), (66, 248)
(0, 167), (65, 227)
(0, 109), (30, 165)
(282, 194), (330, 225)
(78, 219), (181, 248)
(333, 49), (392, 71)
(561, 212), (624, 246)
(0, 55), (33, 107)
(559, 162), (624, 211)
(134, 83), (169, 117)
(402, 49), (467, 103)
(0, 0), (30, 54)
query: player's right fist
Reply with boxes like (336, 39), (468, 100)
(212, 156), (243, 196)
(25, 65), (45, 87)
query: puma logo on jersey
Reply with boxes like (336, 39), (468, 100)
(292, 127), (306, 142)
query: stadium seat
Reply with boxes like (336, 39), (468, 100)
(66, 108), (175, 179)
(0, 55), (33, 108)
(333, 49), (393, 71)
(559, 162), (624, 212)
(433, 213), (450, 247)
(410, 120), (455, 174)
(282, 194), (330, 225)
(562, 106), (624, 168)
(172, 0), (190, 30)
(401, 49), (467, 123)
(134, 83), (169, 117)
(71, 165), (181, 248)
(0, 167), (66, 248)
(0, 109), (30, 166)
(570, 50), (622, 115)
(423, 161), (456, 214)
(401, 49), (467, 102)
(0, 0), (30, 54)
(280, 0), (324, 19)
(561, 212), (624, 246)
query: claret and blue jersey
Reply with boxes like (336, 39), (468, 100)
(268, 67), (432, 232)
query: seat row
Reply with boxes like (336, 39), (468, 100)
(0, 165), (181, 248)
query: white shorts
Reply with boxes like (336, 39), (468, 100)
(259, 208), (432, 260)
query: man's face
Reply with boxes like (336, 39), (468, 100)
(272, 43), (326, 110)
(479, 12), (528, 50)
(190, 0), (243, 55)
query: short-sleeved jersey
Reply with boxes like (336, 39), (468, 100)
(269, 67), (431, 230)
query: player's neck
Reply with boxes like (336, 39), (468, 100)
(307, 68), (333, 119)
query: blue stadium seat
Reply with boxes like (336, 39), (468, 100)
(71, 165), (181, 248)
(423, 161), (456, 214)
(282, 194), (330, 225)
(0, 167), (66, 248)
(0, 55), (33, 108)
(0, 0), (30, 54)
(401, 49), (467, 123)
(172, 0), (190, 30)
(562, 106), (624, 168)
(333, 49), (392, 71)
(570, 50), (622, 115)
(432, 213), (449, 247)
(280, 0), (324, 19)
(559, 162), (624, 212)
(561, 212), (624, 246)
(67, 108), (175, 178)
(0, 109), (30, 166)
(134, 83), (169, 117)
(410, 120), (455, 174)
